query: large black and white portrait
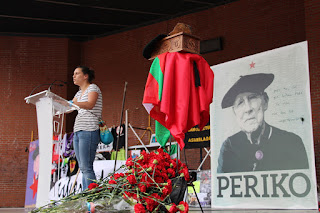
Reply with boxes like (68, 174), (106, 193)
(210, 42), (317, 209)
(217, 73), (309, 173)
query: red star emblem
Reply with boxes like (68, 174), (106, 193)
(250, 61), (255, 69)
(29, 174), (38, 199)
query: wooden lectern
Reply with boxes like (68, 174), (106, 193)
(24, 90), (78, 208)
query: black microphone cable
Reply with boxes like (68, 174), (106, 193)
(28, 83), (64, 97)
(48, 80), (67, 92)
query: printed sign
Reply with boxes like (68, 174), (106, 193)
(210, 41), (317, 209)
(184, 122), (210, 148)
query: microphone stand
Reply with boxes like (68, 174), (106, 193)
(29, 83), (64, 97)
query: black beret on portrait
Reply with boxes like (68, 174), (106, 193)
(221, 73), (274, 109)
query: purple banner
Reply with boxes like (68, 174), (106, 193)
(25, 140), (39, 208)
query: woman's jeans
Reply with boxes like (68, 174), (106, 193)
(73, 130), (100, 190)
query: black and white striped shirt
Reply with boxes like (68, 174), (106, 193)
(73, 84), (103, 132)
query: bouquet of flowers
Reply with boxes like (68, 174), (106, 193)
(32, 148), (190, 213)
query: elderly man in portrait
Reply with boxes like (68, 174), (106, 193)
(217, 73), (309, 173)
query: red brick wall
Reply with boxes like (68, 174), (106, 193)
(0, 37), (71, 207)
(1, 0), (319, 207)
(81, 0), (307, 172)
(305, 0), (320, 183)
(66, 40), (82, 132)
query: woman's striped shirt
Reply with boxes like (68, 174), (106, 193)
(73, 84), (102, 132)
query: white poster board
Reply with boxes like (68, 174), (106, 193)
(210, 41), (317, 209)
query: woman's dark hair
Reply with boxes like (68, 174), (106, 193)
(77, 66), (95, 83)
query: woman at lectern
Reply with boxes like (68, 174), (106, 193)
(71, 66), (102, 190)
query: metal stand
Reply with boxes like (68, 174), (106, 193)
(197, 148), (211, 171)
(113, 82), (128, 173)
(137, 114), (154, 144)
(183, 148), (204, 213)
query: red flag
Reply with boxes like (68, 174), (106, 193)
(143, 52), (214, 149)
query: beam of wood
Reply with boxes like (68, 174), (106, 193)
(0, 31), (93, 37)
(0, 14), (128, 26)
(35, 0), (168, 16)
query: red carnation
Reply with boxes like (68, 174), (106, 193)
(170, 160), (177, 170)
(157, 148), (164, 154)
(138, 150), (148, 163)
(123, 191), (132, 199)
(126, 157), (134, 167)
(88, 183), (99, 190)
(163, 179), (172, 194)
(163, 180), (172, 197)
(132, 193), (138, 200)
(145, 193), (160, 211)
(145, 196), (158, 212)
(146, 203), (154, 212)
(145, 196), (155, 207)
(155, 176), (163, 183)
(164, 152), (171, 159)
(177, 201), (189, 213)
(141, 174), (152, 188)
(166, 179), (172, 187)
(134, 203), (146, 213)
(157, 163), (165, 171)
(162, 186), (170, 197)
(127, 174), (137, 185)
(167, 168), (176, 178)
(161, 172), (169, 181)
(154, 169), (162, 177)
(113, 173), (121, 180)
(179, 168), (190, 181)
(152, 193), (161, 200)
(138, 184), (147, 193)
(148, 162), (157, 170)
(179, 163), (187, 171)
(166, 203), (178, 213)
(164, 161), (170, 168)
(108, 179), (117, 184)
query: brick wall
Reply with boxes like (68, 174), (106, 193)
(66, 40), (82, 132)
(1, 0), (319, 207)
(0, 37), (71, 207)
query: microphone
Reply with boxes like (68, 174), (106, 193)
(48, 80), (67, 92)
(29, 83), (64, 97)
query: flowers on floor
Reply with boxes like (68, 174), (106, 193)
(31, 148), (190, 213)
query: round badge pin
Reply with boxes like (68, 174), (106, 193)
(255, 150), (263, 160)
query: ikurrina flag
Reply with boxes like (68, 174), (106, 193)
(143, 52), (214, 149)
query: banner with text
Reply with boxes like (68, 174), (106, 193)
(184, 121), (210, 149)
(210, 41), (317, 209)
